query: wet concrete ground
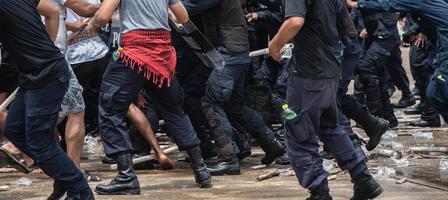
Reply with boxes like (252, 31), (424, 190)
(1, 48), (448, 199)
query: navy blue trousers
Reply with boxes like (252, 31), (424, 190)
(99, 58), (200, 155)
(4, 73), (89, 197)
(285, 75), (366, 190)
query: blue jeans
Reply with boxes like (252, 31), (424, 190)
(4, 73), (90, 197)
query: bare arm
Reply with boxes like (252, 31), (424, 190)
(66, 20), (87, 32)
(169, 1), (189, 24)
(65, 0), (100, 17)
(268, 16), (304, 62)
(88, 0), (119, 31)
(38, 0), (60, 43)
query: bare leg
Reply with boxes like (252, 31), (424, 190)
(64, 111), (85, 169)
(127, 103), (175, 170)
(0, 93), (33, 167)
(0, 92), (8, 142)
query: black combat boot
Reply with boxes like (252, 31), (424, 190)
(364, 115), (389, 151)
(306, 180), (332, 200)
(186, 146), (213, 188)
(260, 137), (285, 165)
(95, 153), (140, 195)
(351, 174), (383, 200)
(233, 127), (252, 161)
(201, 97), (241, 176)
(207, 143), (240, 176)
(254, 130), (286, 165)
(47, 181), (66, 200)
(200, 139), (218, 160)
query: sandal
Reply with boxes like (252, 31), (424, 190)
(0, 147), (31, 174)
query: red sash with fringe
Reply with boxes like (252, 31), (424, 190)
(118, 29), (176, 87)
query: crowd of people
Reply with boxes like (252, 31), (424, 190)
(0, 0), (447, 200)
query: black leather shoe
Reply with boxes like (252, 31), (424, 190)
(404, 103), (425, 115)
(392, 95), (416, 108)
(47, 181), (66, 200)
(409, 118), (441, 127)
(95, 153), (140, 195)
(186, 146), (212, 188)
(351, 175), (383, 200)
(207, 160), (240, 176)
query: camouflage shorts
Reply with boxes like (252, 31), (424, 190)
(59, 67), (85, 117)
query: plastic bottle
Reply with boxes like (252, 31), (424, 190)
(282, 104), (298, 121)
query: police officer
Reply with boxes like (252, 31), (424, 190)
(403, 16), (441, 127)
(197, 0), (285, 175)
(347, 0), (448, 126)
(351, 3), (404, 128)
(269, 0), (383, 199)
(89, 0), (212, 194)
(337, 5), (390, 152)
(174, 1), (218, 160)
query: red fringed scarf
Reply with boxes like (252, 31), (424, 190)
(118, 29), (176, 87)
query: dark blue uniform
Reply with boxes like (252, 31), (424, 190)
(283, 0), (368, 191)
(357, 0), (448, 122)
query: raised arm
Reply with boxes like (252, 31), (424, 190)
(87, 0), (120, 32)
(65, 0), (101, 17)
(38, 0), (60, 43)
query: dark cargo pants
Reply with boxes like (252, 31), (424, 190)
(4, 72), (90, 197)
(99, 59), (200, 155)
(356, 37), (398, 117)
(285, 75), (366, 190)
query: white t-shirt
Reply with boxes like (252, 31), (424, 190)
(51, 0), (68, 53)
(65, 0), (109, 65)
